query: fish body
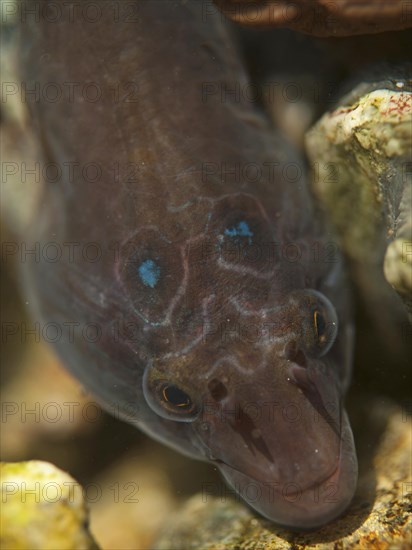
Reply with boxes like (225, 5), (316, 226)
(20, 0), (357, 529)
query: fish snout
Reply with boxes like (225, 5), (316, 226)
(217, 410), (358, 529)
(193, 374), (357, 529)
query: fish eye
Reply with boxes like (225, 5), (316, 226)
(161, 383), (193, 410)
(308, 293), (338, 356)
(143, 369), (199, 422)
(290, 290), (338, 357)
(314, 310), (327, 342)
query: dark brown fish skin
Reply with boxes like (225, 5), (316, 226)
(20, 0), (357, 529)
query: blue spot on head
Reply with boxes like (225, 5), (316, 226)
(138, 259), (160, 288)
(224, 221), (254, 244)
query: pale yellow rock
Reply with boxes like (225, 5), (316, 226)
(305, 75), (412, 337)
(384, 239), (412, 296)
(0, 461), (100, 550)
(306, 87), (411, 256)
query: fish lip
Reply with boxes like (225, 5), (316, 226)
(213, 457), (341, 497)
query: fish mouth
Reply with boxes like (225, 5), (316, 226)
(214, 458), (341, 497)
(211, 409), (358, 530)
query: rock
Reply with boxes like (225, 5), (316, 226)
(0, 461), (100, 550)
(153, 395), (412, 549)
(305, 65), (412, 336)
(213, 0), (412, 36)
(384, 238), (412, 320)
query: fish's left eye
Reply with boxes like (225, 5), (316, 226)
(308, 293), (338, 356)
(290, 290), (338, 357)
(314, 310), (327, 342)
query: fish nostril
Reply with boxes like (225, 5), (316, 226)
(284, 342), (307, 368)
(208, 378), (228, 402)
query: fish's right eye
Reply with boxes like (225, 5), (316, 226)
(160, 383), (195, 412)
(143, 369), (199, 422)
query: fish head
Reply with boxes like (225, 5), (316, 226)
(125, 192), (358, 529)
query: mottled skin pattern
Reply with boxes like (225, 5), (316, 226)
(21, 0), (357, 529)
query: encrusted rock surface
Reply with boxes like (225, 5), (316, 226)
(305, 66), (412, 330)
(0, 461), (100, 550)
